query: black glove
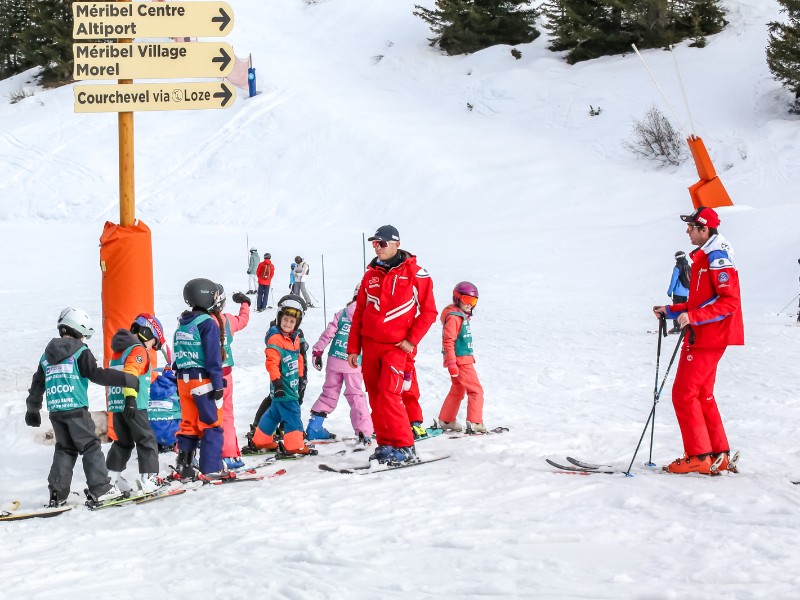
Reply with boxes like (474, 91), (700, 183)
(299, 376), (307, 403)
(212, 389), (224, 401)
(232, 292), (251, 306)
(123, 396), (138, 420)
(312, 352), (323, 371)
(271, 378), (285, 399)
(25, 410), (41, 427)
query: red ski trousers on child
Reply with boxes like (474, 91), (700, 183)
(438, 362), (484, 424)
(671, 345), (729, 457)
(360, 339), (414, 448)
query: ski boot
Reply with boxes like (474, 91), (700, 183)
(87, 484), (125, 506)
(174, 449), (200, 482)
(713, 451), (740, 474)
(663, 453), (719, 475)
(48, 490), (67, 508)
(385, 445), (419, 466)
(136, 473), (166, 494)
(466, 421), (487, 434)
(306, 411), (335, 441)
(222, 457), (246, 470)
(107, 470), (133, 493)
(411, 421), (428, 440)
(433, 417), (464, 433)
(369, 445), (393, 463)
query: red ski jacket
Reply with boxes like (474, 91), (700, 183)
(347, 250), (437, 353)
(667, 233), (744, 349)
(257, 260), (275, 285)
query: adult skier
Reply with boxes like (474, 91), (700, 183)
(653, 207), (744, 474)
(247, 247), (259, 294)
(347, 225), (437, 464)
(292, 256), (314, 307)
(256, 252), (275, 312)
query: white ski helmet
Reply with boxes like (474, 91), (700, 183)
(57, 307), (95, 339)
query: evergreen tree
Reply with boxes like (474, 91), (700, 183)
(767, 0), (800, 108)
(0, 0), (33, 79)
(542, 0), (726, 64)
(414, 0), (540, 56)
(17, 0), (73, 85)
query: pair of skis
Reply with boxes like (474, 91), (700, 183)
(319, 455), (450, 475)
(547, 452), (740, 476)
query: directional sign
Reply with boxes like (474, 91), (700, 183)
(74, 82), (235, 113)
(72, 1), (234, 40)
(73, 42), (234, 80)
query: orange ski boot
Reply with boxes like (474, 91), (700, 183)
(663, 454), (716, 475)
(713, 451), (739, 474)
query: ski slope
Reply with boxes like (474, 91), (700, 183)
(1, 1), (800, 598)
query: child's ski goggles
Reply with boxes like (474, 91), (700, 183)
(282, 307), (302, 319)
(455, 293), (478, 307)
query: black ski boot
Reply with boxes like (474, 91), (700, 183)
(48, 490), (66, 508)
(175, 449), (199, 482)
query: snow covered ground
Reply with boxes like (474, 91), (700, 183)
(1, 0), (800, 597)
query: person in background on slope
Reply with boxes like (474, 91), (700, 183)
(653, 207), (744, 475)
(219, 291), (251, 469)
(292, 256), (314, 307)
(247, 247), (259, 295)
(434, 281), (486, 434)
(347, 225), (438, 465)
(667, 251), (691, 334)
(25, 308), (140, 507)
(173, 279), (230, 481)
(247, 295), (316, 456)
(306, 288), (374, 444)
(106, 313), (167, 494)
(289, 261), (296, 292)
(256, 252), (275, 312)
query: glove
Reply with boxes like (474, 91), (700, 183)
(299, 376), (307, 403)
(232, 292), (251, 306)
(272, 379), (285, 399)
(402, 371), (413, 392)
(312, 351), (323, 371)
(123, 396), (138, 420)
(212, 388), (224, 408)
(25, 410), (41, 428)
(448, 365), (460, 378)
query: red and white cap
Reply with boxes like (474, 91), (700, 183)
(680, 206), (720, 229)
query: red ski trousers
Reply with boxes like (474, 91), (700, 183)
(438, 362), (484, 424)
(671, 345), (729, 456)
(360, 339), (414, 448)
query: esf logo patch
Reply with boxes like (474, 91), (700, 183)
(718, 272), (729, 283)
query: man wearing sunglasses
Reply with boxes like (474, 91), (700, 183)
(653, 206), (744, 475)
(347, 225), (438, 465)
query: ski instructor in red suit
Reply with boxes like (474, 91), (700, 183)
(347, 225), (437, 465)
(653, 207), (744, 475)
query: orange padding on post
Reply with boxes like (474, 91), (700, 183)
(688, 177), (733, 209)
(99, 220), (156, 440)
(687, 136), (717, 181)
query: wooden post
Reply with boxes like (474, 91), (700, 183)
(118, 0), (134, 226)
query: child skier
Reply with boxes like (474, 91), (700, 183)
(305, 291), (373, 443)
(220, 291), (251, 469)
(249, 294), (316, 456)
(173, 278), (230, 480)
(667, 251), (691, 334)
(434, 282), (486, 434)
(25, 307), (140, 506)
(106, 313), (166, 493)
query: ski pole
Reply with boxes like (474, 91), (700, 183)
(646, 315), (668, 466)
(321, 253), (328, 324)
(777, 292), (800, 316)
(625, 328), (686, 476)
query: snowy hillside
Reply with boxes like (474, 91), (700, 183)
(2, 0), (800, 598)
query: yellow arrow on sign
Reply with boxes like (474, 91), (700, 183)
(73, 42), (234, 80)
(74, 81), (236, 113)
(72, 1), (234, 40)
